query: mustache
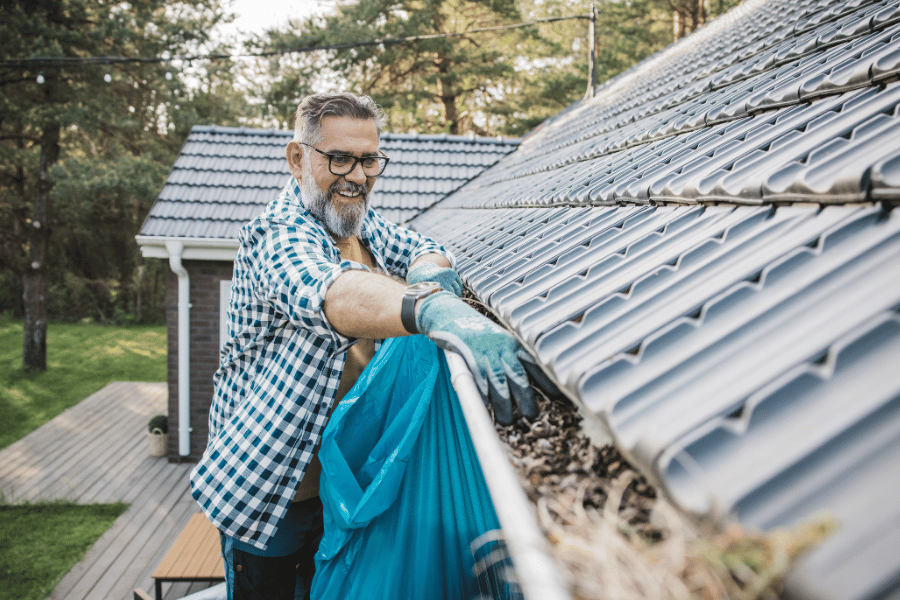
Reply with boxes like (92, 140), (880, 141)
(330, 180), (368, 197)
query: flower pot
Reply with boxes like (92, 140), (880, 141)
(148, 429), (168, 457)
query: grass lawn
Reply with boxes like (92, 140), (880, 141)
(0, 314), (167, 450)
(0, 317), (166, 600)
(0, 501), (128, 600)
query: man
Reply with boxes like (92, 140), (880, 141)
(190, 92), (542, 600)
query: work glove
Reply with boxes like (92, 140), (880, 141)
(406, 263), (463, 297)
(415, 290), (539, 425)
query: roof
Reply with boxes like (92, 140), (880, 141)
(137, 127), (519, 259)
(409, 0), (900, 598)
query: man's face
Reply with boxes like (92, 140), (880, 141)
(289, 116), (380, 240)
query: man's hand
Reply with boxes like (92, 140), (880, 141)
(407, 263), (463, 297)
(415, 291), (538, 424)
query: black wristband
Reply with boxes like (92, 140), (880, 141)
(401, 293), (419, 334)
(401, 282), (441, 334)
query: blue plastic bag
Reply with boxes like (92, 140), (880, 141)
(311, 335), (513, 600)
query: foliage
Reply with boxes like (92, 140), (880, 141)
(0, 501), (127, 600)
(0, 315), (166, 450)
(148, 414), (169, 434)
(49, 153), (171, 324)
(256, 0), (556, 136)
(0, 0), (249, 355)
(253, 0), (742, 137)
(542, 490), (836, 600)
(0, 0), (225, 274)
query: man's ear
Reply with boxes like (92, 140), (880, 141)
(286, 141), (304, 180)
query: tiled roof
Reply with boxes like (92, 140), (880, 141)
(409, 0), (900, 598)
(138, 128), (519, 239)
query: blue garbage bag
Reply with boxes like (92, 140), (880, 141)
(311, 335), (514, 600)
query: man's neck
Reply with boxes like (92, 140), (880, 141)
(331, 233), (355, 246)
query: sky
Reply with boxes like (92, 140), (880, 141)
(219, 0), (333, 39)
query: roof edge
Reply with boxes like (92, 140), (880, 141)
(136, 235), (238, 261)
(187, 124), (521, 145)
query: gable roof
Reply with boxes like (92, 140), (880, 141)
(136, 127), (519, 260)
(409, 0), (900, 598)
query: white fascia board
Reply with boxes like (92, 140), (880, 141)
(136, 235), (239, 261)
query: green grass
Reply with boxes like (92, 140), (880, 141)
(0, 318), (164, 598)
(0, 501), (128, 600)
(0, 314), (167, 450)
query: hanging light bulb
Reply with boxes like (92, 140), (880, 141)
(104, 72), (112, 83)
(165, 71), (173, 80)
(36, 72), (45, 84)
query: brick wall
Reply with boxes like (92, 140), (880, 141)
(166, 260), (234, 461)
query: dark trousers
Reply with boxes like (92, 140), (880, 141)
(220, 497), (324, 600)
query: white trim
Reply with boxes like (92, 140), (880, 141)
(445, 350), (571, 600)
(136, 235), (238, 261)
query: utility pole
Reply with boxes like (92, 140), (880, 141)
(586, 3), (598, 99)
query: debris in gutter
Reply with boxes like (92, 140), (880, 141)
(463, 291), (836, 600)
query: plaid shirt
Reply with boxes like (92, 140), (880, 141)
(190, 177), (453, 550)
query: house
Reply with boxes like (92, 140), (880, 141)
(408, 0), (900, 598)
(135, 128), (520, 461)
(135, 0), (900, 594)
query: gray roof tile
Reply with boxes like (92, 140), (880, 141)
(408, 0), (900, 598)
(139, 130), (519, 239)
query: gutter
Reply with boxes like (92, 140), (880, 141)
(136, 235), (238, 262)
(444, 350), (571, 600)
(165, 241), (192, 457)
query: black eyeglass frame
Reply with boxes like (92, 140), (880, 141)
(299, 142), (390, 177)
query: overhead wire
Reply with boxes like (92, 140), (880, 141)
(0, 13), (590, 70)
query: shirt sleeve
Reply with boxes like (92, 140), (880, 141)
(244, 219), (371, 348)
(364, 210), (456, 278)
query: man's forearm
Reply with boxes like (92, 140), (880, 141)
(323, 270), (411, 339)
(324, 254), (453, 339)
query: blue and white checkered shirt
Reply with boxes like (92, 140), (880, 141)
(190, 177), (453, 550)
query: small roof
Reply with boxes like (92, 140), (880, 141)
(410, 0), (900, 598)
(137, 127), (519, 259)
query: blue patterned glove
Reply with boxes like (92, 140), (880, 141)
(416, 291), (538, 424)
(407, 263), (463, 297)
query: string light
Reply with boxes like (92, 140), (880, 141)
(36, 71), (45, 84)
(4, 14), (588, 71)
(104, 72), (112, 82)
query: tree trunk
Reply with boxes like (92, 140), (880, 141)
(437, 66), (459, 135)
(673, 10), (684, 40)
(23, 124), (60, 371)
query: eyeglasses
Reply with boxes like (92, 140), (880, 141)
(299, 142), (390, 177)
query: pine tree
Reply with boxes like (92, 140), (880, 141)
(258, 0), (558, 135)
(0, 0), (233, 369)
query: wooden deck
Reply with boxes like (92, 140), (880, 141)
(0, 381), (218, 600)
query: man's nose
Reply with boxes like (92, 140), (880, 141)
(344, 160), (368, 184)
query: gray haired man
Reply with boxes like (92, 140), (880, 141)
(191, 92), (541, 599)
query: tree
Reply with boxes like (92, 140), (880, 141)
(0, 0), (233, 369)
(252, 0), (741, 138)
(257, 0), (562, 136)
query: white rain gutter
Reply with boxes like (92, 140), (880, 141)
(444, 350), (572, 600)
(165, 241), (192, 457)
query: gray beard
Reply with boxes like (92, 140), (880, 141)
(301, 165), (370, 239)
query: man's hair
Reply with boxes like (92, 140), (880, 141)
(293, 93), (385, 145)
